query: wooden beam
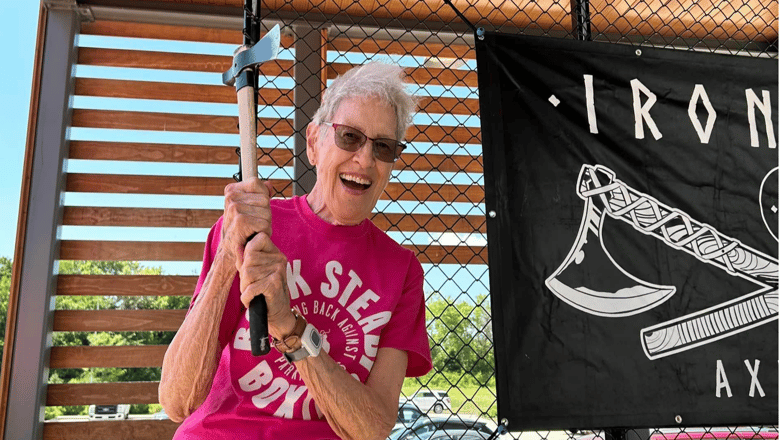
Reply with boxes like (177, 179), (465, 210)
(57, 275), (197, 297)
(61, 207), (486, 233)
(77, 47), (293, 75)
(328, 36), (474, 59)
(68, 141), (294, 166)
(53, 310), (186, 332)
(49, 346), (168, 369)
(43, 419), (179, 440)
(46, 382), (161, 406)
(65, 174), (484, 203)
(71, 109), (295, 136)
(68, 141), (481, 172)
(58, 240), (487, 265)
(65, 174), (293, 197)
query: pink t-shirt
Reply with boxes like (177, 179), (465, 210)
(173, 195), (432, 439)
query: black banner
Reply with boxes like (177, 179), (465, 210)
(476, 33), (778, 430)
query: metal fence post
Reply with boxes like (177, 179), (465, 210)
(570, 0), (592, 41)
(293, 25), (324, 195)
(3, 5), (78, 439)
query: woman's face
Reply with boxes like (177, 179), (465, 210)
(306, 97), (398, 225)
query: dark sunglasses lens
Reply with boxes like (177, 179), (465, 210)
(334, 126), (365, 151)
(374, 139), (402, 163)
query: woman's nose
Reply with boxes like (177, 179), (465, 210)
(352, 138), (376, 165)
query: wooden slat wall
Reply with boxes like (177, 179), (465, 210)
(48, 16), (486, 439)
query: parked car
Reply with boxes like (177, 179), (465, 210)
(410, 389), (452, 414)
(388, 415), (496, 440)
(88, 404), (130, 421)
(393, 403), (427, 434)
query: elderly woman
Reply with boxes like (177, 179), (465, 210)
(159, 62), (432, 440)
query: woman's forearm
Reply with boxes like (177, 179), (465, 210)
(159, 249), (237, 422)
(295, 348), (407, 440)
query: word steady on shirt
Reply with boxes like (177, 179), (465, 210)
(173, 195), (432, 440)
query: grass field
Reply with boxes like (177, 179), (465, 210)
(401, 384), (499, 418)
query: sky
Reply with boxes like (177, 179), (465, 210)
(0, 2), (39, 260)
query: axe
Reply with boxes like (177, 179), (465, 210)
(222, 2), (281, 356)
(547, 164), (778, 358)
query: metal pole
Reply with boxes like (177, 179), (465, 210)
(293, 25), (325, 195)
(571, 0), (592, 41)
(3, 6), (79, 439)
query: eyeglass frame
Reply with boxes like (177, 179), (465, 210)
(320, 122), (407, 163)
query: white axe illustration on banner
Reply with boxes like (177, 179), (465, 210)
(546, 164), (778, 360)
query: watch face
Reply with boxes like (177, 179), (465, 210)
(310, 328), (321, 347)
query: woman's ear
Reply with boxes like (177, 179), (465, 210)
(305, 123), (319, 167)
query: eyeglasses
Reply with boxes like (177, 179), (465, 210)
(322, 122), (406, 163)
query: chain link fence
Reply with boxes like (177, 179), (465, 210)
(46, 0), (777, 437)
(252, 1), (777, 439)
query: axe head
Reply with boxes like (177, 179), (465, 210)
(222, 24), (281, 86)
(545, 166), (676, 317)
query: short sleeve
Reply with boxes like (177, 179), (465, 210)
(379, 253), (433, 377)
(187, 217), (243, 349)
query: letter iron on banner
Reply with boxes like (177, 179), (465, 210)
(222, 1), (281, 356)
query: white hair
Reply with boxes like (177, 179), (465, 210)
(311, 61), (417, 141)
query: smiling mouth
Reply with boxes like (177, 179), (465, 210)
(340, 173), (372, 191)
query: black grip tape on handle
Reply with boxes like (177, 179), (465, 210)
(245, 231), (271, 356)
(249, 295), (270, 356)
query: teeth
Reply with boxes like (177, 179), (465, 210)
(340, 174), (372, 186)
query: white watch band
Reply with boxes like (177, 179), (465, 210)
(284, 323), (321, 362)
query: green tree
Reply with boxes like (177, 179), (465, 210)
(426, 294), (494, 386)
(0, 257), (12, 362)
(49, 260), (190, 418)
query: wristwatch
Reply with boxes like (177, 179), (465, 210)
(284, 322), (322, 363)
(271, 309), (322, 362)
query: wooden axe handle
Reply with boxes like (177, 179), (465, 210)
(580, 165), (778, 285)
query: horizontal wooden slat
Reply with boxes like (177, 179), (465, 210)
(66, 174), (483, 202)
(417, 96), (480, 116)
(260, 0), (570, 32)
(68, 141), (294, 166)
(43, 419), (179, 440)
(591, 0), (777, 42)
(59, 240), (486, 265)
(68, 141), (479, 173)
(60, 241), (207, 262)
(78, 47), (293, 75)
(329, 36), (474, 60)
(82, 20), (294, 47)
(63, 207), (222, 228)
(74, 78), (477, 116)
(50, 345), (168, 369)
(65, 174), (293, 196)
(72, 109), (480, 144)
(53, 310), (186, 332)
(71, 109), (294, 136)
(62, 207), (486, 233)
(75, 77), (294, 106)
(46, 382), (160, 406)
(57, 275), (197, 297)
(372, 213), (486, 234)
(406, 124), (481, 145)
(397, 152), (482, 173)
(329, 63), (479, 88)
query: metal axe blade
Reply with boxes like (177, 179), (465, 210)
(545, 167), (677, 317)
(222, 24), (281, 87)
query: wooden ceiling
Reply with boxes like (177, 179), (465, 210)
(78, 0), (777, 44)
